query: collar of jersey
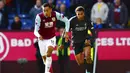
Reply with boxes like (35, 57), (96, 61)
(44, 14), (52, 18)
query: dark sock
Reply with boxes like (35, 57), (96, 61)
(78, 63), (85, 73)
(84, 59), (93, 73)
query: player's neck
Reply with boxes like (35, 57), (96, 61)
(78, 17), (85, 21)
(49, 14), (51, 17)
(44, 14), (51, 18)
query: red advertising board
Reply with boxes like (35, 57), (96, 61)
(97, 30), (130, 60)
(0, 31), (74, 61)
(0, 31), (37, 61)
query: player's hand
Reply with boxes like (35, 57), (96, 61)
(39, 35), (43, 40)
(64, 32), (69, 38)
(85, 40), (91, 46)
(65, 32), (69, 42)
(59, 45), (64, 50)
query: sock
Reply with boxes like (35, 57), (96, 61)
(45, 57), (52, 73)
(79, 64), (85, 73)
(85, 59), (93, 73)
(84, 59), (89, 73)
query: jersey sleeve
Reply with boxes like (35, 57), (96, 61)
(86, 19), (95, 40)
(34, 14), (41, 37)
(68, 16), (76, 31)
(55, 11), (70, 32)
(68, 19), (72, 31)
(87, 19), (94, 30)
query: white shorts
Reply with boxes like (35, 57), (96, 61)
(38, 37), (56, 56)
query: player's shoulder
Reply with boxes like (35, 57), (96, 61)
(53, 11), (59, 14)
(53, 11), (62, 16)
(38, 12), (44, 16)
(69, 16), (76, 22)
(37, 12), (45, 18)
(51, 11), (57, 16)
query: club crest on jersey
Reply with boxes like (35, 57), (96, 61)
(43, 20), (45, 22)
(52, 17), (56, 21)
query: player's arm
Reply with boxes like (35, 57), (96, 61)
(87, 20), (95, 43)
(69, 16), (76, 31)
(87, 19), (94, 36)
(34, 14), (43, 40)
(55, 11), (70, 32)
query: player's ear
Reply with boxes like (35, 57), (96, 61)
(50, 8), (52, 12)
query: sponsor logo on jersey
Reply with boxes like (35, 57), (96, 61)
(52, 17), (56, 21)
(43, 20), (45, 22)
(45, 22), (54, 28)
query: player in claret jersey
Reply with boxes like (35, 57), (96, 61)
(34, 3), (69, 73)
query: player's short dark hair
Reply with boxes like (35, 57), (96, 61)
(42, 3), (52, 8)
(75, 6), (85, 12)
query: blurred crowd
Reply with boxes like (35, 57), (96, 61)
(0, 0), (130, 30)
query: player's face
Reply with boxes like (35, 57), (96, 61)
(76, 11), (85, 20)
(43, 7), (52, 17)
(115, 0), (120, 4)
